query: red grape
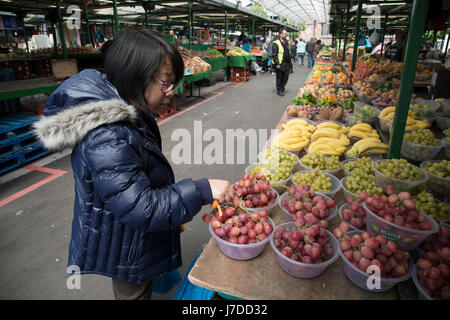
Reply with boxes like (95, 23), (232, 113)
(263, 222), (273, 234)
(361, 247), (374, 259)
(281, 247), (292, 258)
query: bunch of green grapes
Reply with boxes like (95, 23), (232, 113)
(414, 191), (449, 221)
(260, 148), (297, 166)
(293, 169), (332, 192)
(404, 129), (439, 146)
(375, 159), (425, 181)
(343, 157), (373, 175)
(445, 136), (450, 143)
(252, 162), (293, 182)
(301, 152), (341, 170)
(345, 174), (383, 196)
(424, 160), (450, 179)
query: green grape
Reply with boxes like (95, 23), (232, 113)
(424, 160), (450, 179)
(343, 157), (373, 175)
(301, 152), (341, 170)
(404, 129), (439, 146)
(293, 169), (332, 192)
(414, 191), (449, 221)
(375, 159), (424, 181)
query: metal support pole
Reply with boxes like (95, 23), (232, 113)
(56, 0), (67, 59)
(113, 0), (120, 38)
(351, 0), (363, 72)
(342, 5), (350, 62)
(252, 19), (255, 48)
(381, 14), (388, 57)
(20, 18), (29, 57)
(336, 19), (341, 56)
(225, 11), (228, 81)
(84, 2), (94, 46)
(188, 0), (193, 49)
(389, 0), (430, 159)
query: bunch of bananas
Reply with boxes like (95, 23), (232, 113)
(308, 122), (350, 156)
(348, 123), (380, 140)
(346, 137), (389, 158)
(379, 106), (430, 131)
(272, 119), (315, 150)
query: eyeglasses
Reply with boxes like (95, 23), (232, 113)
(154, 77), (180, 94)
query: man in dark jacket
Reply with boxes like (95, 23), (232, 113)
(306, 37), (316, 68)
(272, 28), (292, 96)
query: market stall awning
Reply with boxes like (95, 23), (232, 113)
(254, 0), (330, 24)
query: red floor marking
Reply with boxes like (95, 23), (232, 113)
(0, 165), (67, 208)
(158, 91), (224, 126)
(227, 82), (245, 88)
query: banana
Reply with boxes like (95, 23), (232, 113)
(380, 106), (396, 118)
(348, 130), (371, 139)
(361, 147), (389, 155)
(351, 123), (373, 132)
(311, 128), (341, 141)
(287, 140), (309, 149)
(316, 122), (342, 130)
(353, 137), (381, 150)
(277, 137), (305, 144)
(286, 119), (309, 127)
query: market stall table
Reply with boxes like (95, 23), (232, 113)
(176, 70), (213, 98)
(228, 55), (256, 68)
(0, 76), (61, 101)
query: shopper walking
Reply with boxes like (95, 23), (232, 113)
(34, 29), (234, 300)
(268, 35), (276, 75)
(312, 39), (322, 66)
(272, 28), (292, 96)
(297, 38), (306, 67)
(306, 37), (316, 68)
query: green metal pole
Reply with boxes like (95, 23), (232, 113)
(113, 0), (120, 38)
(56, 0), (67, 59)
(21, 19), (29, 57)
(336, 19), (341, 56)
(252, 19), (255, 48)
(338, 15), (343, 57)
(188, 0), (193, 49)
(389, 0), (430, 159)
(342, 4), (350, 62)
(431, 29), (437, 47)
(225, 11), (228, 81)
(84, 2), (94, 46)
(351, 0), (363, 72)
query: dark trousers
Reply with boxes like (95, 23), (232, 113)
(112, 278), (154, 300)
(276, 68), (289, 93)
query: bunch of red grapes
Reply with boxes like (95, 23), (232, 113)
(232, 173), (278, 209)
(416, 226), (450, 300)
(280, 184), (337, 221)
(340, 194), (368, 230)
(363, 187), (433, 231)
(202, 205), (274, 245)
(273, 217), (335, 264)
(336, 223), (410, 278)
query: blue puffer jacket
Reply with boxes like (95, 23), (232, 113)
(34, 69), (212, 284)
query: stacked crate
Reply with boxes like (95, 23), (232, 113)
(34, 59), (52, 77)
(230, 67), (250, 82)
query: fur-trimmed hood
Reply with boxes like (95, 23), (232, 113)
(33, 69), (138, 151)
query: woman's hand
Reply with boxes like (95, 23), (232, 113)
(208, 179), (234, 204)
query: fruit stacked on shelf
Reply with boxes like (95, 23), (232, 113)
(337, 72), (350, 86)
(353, 104), (378, 120)
(232, 173), (278, 209)
(281, 184), (337, 221)
(372, 89), (398, 106)
(337, 89), (354, 102)
(286, 105), (319, 118)
(301, 152), (341, 171)
(252, 149), (297, 183)
(227, 46), (250, 56)
(272, 119), (315, 151)
(298, 84), (320, 100)
(347, 123), (380, 140)
(374, 159), (425, 181)
(317, 85), (337, 101)
(203, 202), (273, 245)
(379, 106), (430, 131)
(205, 47), (225, 58)
(318, 106), (345, 122)
(404, 129), (440, 146)
(352, 60), (383, 80)
(414, 191), (449, 221)
(292, 169), (333, 193)
(340, 195), (368, 230)
(415, 225), (450, 300)
(335, 227), (410, 278)
(423, 160), (450, 179)
(292, 91), (317, 107)
(322, 71), (337, 86)
(343, 158), (384, 196)
(307, 122), (350, 156)
(273, 212), (335, 263)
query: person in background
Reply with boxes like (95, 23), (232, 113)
(169, 30), (178, 45)
(306, 37), (316, 68)
(297, 38), (306, 67)
(272, 28), (292, 96)
(242, 38), (250, 52)
(424, 42), (440, 60)
(268, 35), (276, 75)
(34, 29), (234, 300)
(291, 40), (298, 65)
(312, 39), (321, 66)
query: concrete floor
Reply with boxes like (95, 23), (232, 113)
(0, 65), (309, 299)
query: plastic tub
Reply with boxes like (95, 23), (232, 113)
(401, 139), (443, 162)
(442, 101), (450, 117)
(415, 115), (436, 126)
(442, 138), (450, 158)
(346, 114), (376, 127)
(435, 115), (450, 130)
(245, 163), (293, 194)
(270, 222), (339, 279)
(278, 191), (338, 222)
(411, 264), (432, 300)
(338, 203), (365, 232)
(353, 102), (380, 121)
(409, 100), (440, 117)
(341, 159), (354, 176)
(291, 170), (342, 199)
(340, 176), (360, 200)
(209, 217), (274, 260)
(299, 157), (342, 177)
(363, 202), (439, 251)
(338, 230), (413, 292)
(378, 115), (392, 132)
(344, 149), (384, 161)
(257, 149), (300, 167)
(372, 100), (396, 110)
(420, 160), (450, 197)
(372, 159), (429, 194)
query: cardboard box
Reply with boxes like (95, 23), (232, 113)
(51, 59), (78, 80)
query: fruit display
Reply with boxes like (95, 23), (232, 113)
(317, 85), (337, 100)
(319, 46), (332, 57)
(414, 226), (450, 300)
(178, 47), (212, 73)
(401, 129), (443, 162)
(317, 106), (345, 122)
(286, 105), (320, 118)
(346, 137), (388, 158)
(317, 94), (338, 107)
(343, 173), (384, 197)
(323, 71), (337, 86)
(205, 47), (225, 58)
(343, 157), (372, 175)
(379, 106), (430, 131)
(307, 122), (350, 156)
(353, 103), (379, 120)
(280, 184), (337, 221)
(352, 60), (383, 80)
(421, 160), (450, 196)
(336, 229), (411, 279)
(339, 196), (368, 230)
(301, 152), (341, 171)
(292, 170), (333, 193)
(227, 46), (250, 56)
(337, 73), (350, 86)
(191, 50), (215, 59)
(404, 129), (440, 146)
(374, 159), (425, 181)
(293, 91), (317, 106)
(414, 191), (449, 221)
(273, 119), (315, 151)
(410, 103), (437, 118)
(337, 89), (354, 102)
(232, 173), (278, 209)
(347, 123), (380, 140)
(340, 98), (356, 112)
(250, 162), (293, 184)
(423, 160), (450, 179)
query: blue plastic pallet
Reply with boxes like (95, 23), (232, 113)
(0, 141), (50, 175)
(172, 254), (215, 300)
(0, 114), (40, 137)
(0, 131), (37, 155)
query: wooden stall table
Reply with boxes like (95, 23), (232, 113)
(189, 112), (419, 300)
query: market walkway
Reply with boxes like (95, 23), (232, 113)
(0, 65), (309, 300)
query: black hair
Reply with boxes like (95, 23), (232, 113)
(101, 39), (115, 67)
(104, 29), (184, 108)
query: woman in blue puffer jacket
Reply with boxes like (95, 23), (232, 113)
(34, 30), (234, 300)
